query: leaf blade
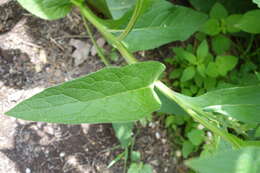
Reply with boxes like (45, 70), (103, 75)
(6, 62), (165, 124)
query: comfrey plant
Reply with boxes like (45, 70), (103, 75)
(5, 0), (260, 172)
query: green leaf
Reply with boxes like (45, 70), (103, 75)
(253, 0), (260, 8)
(186, 85), (260, 123)
(237, 9), (260, 34)
(215, 55), (238, 76)
(106, 0), (136, 19)
(181, 66), (196, 82)
(169, 69), (183, 79)
(187, 129), (205, 146)
(128, 163), (153, 173)
(110, 0), (207, 52)
(201, 18), (221, 36)
(182, 140), (195, 158)
(197, 64), (206, 77)
(206, 62), (219, 78)
(5, 62), (165, 124)
(17, 0), (72, 20)
(226, 14), (242, 33)
(212, 35), (231, 55)
(113, 122), (133, 147)
(186, 147), (260, 173)
(182, 51), (197, 65)
(210, 3), (228, 19)
(131, 151), (141, 162)
(189, 0), (215, 12)
(87, 0), (111, 17)
(196, 40), (209, 62)
(155, 88), (188, 116)
(204, 77), (217, 90)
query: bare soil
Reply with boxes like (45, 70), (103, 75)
(0, 1), (177, 173)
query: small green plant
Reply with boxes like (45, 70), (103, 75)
(5, 0), (260, 173)
(165, 39), (238, 96)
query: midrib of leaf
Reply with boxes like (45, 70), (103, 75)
(13, 85), (154, 113)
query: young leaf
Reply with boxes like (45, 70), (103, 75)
(5, 62), (165, 124)
(110, 0), (207, 52)
(212, 35), (231, 55)
(201, 18), (221, 36)
(196, 40), (209, 62)
(128, 163), (153, 173)
(206, 62), (219, 78)
(237, 10), (260, 34)
(113, 122), (133, 147)
(185, 85), (260, 123)
(181, 66), (196, 82)
(182, 140), (195, 158)
(210, 3), (228, 19)
(226, 14), (242, 33)
(17, 0), (72, 20)
(186, 147), (260, 173)
(197, 64), (206, 77)
(182, 51), (197, 65)
(215, 55), (238, 76)
(187, 129), (205, 146)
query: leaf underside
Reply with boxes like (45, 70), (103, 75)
(6, 62), (165, 124)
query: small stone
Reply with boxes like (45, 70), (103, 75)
(60, 152), (66, 158)
(155, 132), (160, 139)
(25, 168), (31, 173)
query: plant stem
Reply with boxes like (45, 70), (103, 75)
(71, 0), (137, 64)
(117, 0), (144, 41)
(154, 81), (243, 148)
(82, 15), (110, 66)
(71, 0), (243, 148)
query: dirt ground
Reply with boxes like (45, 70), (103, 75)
(0, 1), (179, 173)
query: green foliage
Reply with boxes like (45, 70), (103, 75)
(8, 0), (260, 172)
(108, 0), (207, 52)
(184, 85), (260, 123)
(113, 123), (133, 147)
(106, 0), (136, 19)
(186, 146), (260, 173)
(17, 0), (72, 20)
(6, 62), (165, 124)
(237, 10), (260, 33)
(127, 163), (153, 173)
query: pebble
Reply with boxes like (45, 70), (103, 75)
(25, 168), (31, 173)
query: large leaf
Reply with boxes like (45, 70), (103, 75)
(109, 0), (207, 52)
(17, 0), (72, 20)
(106, 0), (137, 19)
(5, 62), (165, 124)
(179, 85), (260, 123)
(237, 10), (260, 34)
(186, 146), (260, 173)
